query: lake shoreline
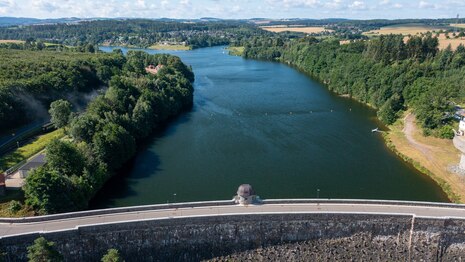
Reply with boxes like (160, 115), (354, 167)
(383, 112), (463, 203)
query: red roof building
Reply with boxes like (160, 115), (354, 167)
(145, 64), (164, 75)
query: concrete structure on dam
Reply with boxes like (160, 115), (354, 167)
(1, 199), (465, 261)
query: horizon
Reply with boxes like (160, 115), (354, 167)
(0, 0), (464, 20)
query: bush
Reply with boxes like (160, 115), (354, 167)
(27, 237), (63, 262)
(8, 200), (21, 213)
(101, 249), (124, 262)
(437, 125), (455, 139)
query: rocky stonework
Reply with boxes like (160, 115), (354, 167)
(1, 213), (465, 261)
(207, 233), (409, 262)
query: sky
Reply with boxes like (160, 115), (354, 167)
(0, 0), (464, 20)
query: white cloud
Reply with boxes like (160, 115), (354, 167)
(5, 0), (465, 20)
(33, 0), (60, 13)
(324, 0), (343, 9)
(349, 1), (366, 10)
(161, 0), (169, 9)
(265, 0), (321, 9)
(180, 0), (190, 6)
(0, 0), (16, 14)
(419, 1), (435, 9)
(135, 0), (147, 9)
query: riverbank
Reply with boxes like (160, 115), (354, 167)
(384, 111), (463, 203)
(227, 46), (244, 56)
(148, 44), (192, 51)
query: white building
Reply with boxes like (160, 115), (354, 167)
(453, 119), (465, 170)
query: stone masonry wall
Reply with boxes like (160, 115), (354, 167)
(1, 213), (465, 261)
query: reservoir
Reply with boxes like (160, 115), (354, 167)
(91, 46), (448, 208)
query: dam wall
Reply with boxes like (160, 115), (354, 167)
(2, 212), (465, 261)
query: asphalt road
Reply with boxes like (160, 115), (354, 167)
(1, 202), (465, 237)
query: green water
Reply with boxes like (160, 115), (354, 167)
(91, 46), (448, 208)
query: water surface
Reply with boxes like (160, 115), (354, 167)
(91, 46), (448, 207)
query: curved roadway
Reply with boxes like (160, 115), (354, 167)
(2, 200), (465, 238)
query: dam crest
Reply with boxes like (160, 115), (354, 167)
(2, 199), (465, 261)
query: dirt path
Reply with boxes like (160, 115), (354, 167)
(402, 113), (434, 161)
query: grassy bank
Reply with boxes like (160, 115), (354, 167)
(227, 46), (245, 56)
(384, 113), (463, 203)
(148, 44), (192, 51)
(0, 190), (34, 217)
(0, 129), (64, 173)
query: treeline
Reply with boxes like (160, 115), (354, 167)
(0, 47), (125, 132)
(243, 34), (465, 138)
(0, 19), (267, 49)
(24, 50), (194, 214)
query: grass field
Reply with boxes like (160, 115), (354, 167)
(0, 190), (34, 217)
(451, 24), (465, 28)
(0, 40), (25, 44)
(261, 26), (333, 34)
(363, 25), (445, 36)
(0, 129), (64, 173)
(0, 40), (64, 48)
(436, 34), (465, 50)
(148, 44), (192, 51)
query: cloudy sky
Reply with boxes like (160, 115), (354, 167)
(0, 0), (464, 19)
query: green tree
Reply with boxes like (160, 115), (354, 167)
(377, 94), (403, 124)
(101, 249), (124, 262)
(27, 237), (63, 262)
(46, 139), (85, 176)
(69, 114), (100, 143)
(92, 123), (136, 169)
(23, 167), (80, 214)
(49, 100), (72, 129)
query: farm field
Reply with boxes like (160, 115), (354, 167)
(363, 25), (446, 36)
(436, 34), (465, 50)
(261, 26), (333, 33)
(451, 24), (465, 28)
(400, 34), (465, 50)
(363, 25), (465, 50)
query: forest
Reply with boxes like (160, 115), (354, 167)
(0, 20), (269, 49)
(0, 44), (124, 133)
(23, 50), (194, 214)
(242, 34), (465, 138)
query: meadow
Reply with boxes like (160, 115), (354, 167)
(363, 25), (446, 36)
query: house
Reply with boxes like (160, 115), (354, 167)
(145, 64), (164, 75)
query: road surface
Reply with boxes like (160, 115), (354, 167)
(1, 201), (465, 238)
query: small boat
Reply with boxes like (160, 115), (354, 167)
(372, 128), (379, 133)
